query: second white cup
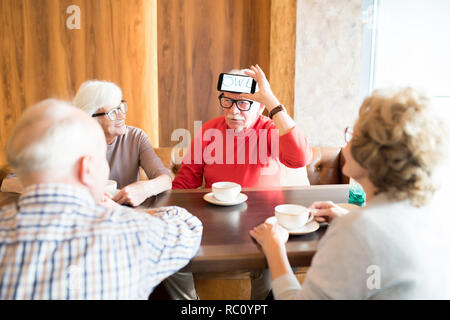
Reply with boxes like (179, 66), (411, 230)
(275, 204), (313, 230)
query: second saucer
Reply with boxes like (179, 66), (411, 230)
(203, 192), (248, 206)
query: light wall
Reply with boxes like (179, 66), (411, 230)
(294, 0), (363, 147)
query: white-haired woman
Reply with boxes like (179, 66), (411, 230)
(250, 88), (450, 299)
(73, 80), (172, 206)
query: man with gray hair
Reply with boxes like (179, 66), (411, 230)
(0, 99), (202, 299)
(170, 65), (312, 300)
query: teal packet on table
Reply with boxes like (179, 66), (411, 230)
(349, 178), (366, 206)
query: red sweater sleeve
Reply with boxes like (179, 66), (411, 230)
(275, 125), (313, 168)
(172, 162), (203, 189)
(172, 133), (204, 189)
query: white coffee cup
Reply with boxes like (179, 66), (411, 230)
(105, 180), (117, 195)
(212, 182), (241, 202)
(275, 204), (313, 230)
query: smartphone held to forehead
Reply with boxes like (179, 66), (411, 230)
(217, 73), (257, 94)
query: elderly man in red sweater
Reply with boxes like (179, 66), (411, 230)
(165, 65), (312, 300)
(173, 65), (312, 189)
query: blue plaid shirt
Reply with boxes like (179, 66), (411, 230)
(0, 183), (202, 299)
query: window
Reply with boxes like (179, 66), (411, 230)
(362, 0), (450, 122)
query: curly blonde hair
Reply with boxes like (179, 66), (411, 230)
(351, 87), (448, 207)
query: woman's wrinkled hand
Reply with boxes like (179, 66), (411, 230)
(112, 181), (149, 207)
(309, 201), (349, 223)
(249, 220), (289, 253)
(99, 192), (120, 209)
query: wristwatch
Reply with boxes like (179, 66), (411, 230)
(269, 104), (286, 119)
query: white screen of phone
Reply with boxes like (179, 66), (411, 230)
(220, 74), (254, 93)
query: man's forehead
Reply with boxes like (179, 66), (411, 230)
(222, 92), (251, 100)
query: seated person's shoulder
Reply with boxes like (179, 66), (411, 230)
(99, 205), (193, 230)
(329, 204), (392, 246)
(0, 202), (18, 215)
(329, 206), (373, 235)
(125, 125), (145, 138)
(123, 126), (154, 146)
(255, 114), (277, 129)
(93, 203), (156, 228)
(203, 116), (227, 130)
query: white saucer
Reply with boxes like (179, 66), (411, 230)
(203, 192), (248, 206)
(265, 216), (320, 235)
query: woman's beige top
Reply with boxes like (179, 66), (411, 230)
(107, 126), (171, 189)
(272, 192), (450, 299)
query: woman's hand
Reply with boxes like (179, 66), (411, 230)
(239, 65), (280, 111)
(250, 220), (293, 281)
(249, 220), (289, 253)
(99, 192), (120, 209)
(112, 181), (150, 207)
(309, 201), (349, 223)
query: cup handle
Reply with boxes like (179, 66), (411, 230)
(307, 210), (314, 223)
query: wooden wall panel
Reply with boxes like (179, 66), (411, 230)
(270, 0), (297, 116)
(1, 0), (298, 165)
(157, 0), (271, 147)
(0, 0), (159, 166)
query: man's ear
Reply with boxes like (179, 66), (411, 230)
(77, 155), (94, 187)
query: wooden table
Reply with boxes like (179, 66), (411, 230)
(0, 184), (349, 273)
(143, 185), (349, 273)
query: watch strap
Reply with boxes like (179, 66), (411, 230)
(269, 104), (286, 119)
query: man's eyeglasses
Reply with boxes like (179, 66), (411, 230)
(92, 100), (128, 121)
(344, 126), (353, 143)
(218, 93), (253, 111)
